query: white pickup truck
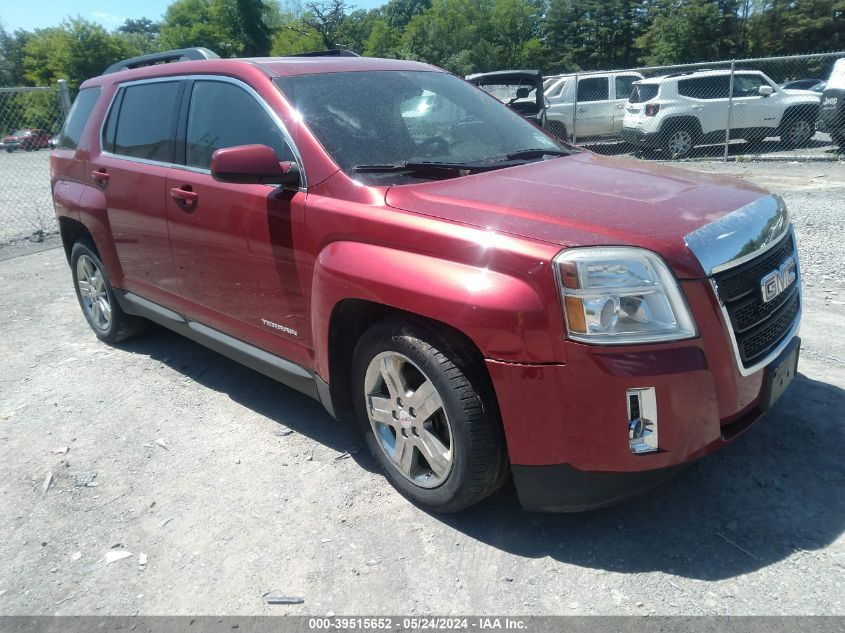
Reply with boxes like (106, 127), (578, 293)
(543, 71), (644, 141)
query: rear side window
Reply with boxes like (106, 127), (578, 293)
(110, 81), (180, 162)
(577, 77), (609, 101)
(58, 87), (101, 150)
(185, 81), (293, 169)
(629, 83), (659, 103)
(678, 76), (730, 99)
(614, 75), (640, 100)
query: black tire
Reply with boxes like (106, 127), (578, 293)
(833, 131), (845, 149)
(779, 116), (815, 148)
(70, 240), (147, 343)
(661, 124), (697, 159)
(352, 318), (509, 512)
(5, 147), (13, 153)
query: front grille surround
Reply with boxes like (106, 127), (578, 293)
(710, 227), (801, 376)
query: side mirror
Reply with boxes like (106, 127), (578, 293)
(516, 87), (530, 99)
(211, 144), (301, 188)
(758, 85), (774, 97)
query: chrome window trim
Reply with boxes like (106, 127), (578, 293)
(684, 195), (789, 276)
(97, 74), (308, 189)
(709, 225), (802, 377)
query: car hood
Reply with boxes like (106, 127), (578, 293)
(2, 135), (22, 141)
(384, 152), (770, 278)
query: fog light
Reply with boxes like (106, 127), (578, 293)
(627, 387), (658, 454)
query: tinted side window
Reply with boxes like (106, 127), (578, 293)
(678, 76), (730, 99)
(113, 81), (180, 162)
(186, 81), (293, 170)
(58, 87), (101, 150)
(577, 77), (609, 101)
(615, 75), (640, 99)
(733, 74), (766, 97)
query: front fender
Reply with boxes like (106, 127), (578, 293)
(311, 241), (565, 379)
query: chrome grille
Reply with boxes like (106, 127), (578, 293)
(713, 231), (800, 368)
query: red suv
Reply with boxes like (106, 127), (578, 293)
(51, 49), (802, 512)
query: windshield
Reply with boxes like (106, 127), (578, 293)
(275, 70), (567, 184)
(11, 129), (31, 137)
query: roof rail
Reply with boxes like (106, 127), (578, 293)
(288, 49), (361, 58)
(663, 68), (716, 79)
(103, 47), (220, 75)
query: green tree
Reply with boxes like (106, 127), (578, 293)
(117, 17), (162, 55)
(635, 0), (723, 64)
(1, 26), (30, 86)
(23, 18), (131, 91)
(159, 0), (229, 53)
(364, 18), (402, 56)
(544, 0), (647, 72)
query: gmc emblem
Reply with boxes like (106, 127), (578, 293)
(760, 257), (797, 303)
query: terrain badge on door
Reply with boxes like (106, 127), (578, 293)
(261, 318), (298, 336)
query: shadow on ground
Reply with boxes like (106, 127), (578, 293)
(120, 324), (844, 582)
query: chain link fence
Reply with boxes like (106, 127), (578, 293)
(543, 51), (845, 161)
(0, 84), (69, 244)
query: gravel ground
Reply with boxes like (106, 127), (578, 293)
(0, 160), (843, 616)
(0, 150), (56, 244)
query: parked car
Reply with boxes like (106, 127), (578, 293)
(52, 48), (802, 512)
(781, 78), (825, 91)
(817, 58), (845, 149)
(465, 70), (547, 129)
(1, 128), (51, 152)
(542, 71), (644, 140)
(622, 69), (821, 158)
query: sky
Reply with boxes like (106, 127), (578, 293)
(0, 0), (385, 32)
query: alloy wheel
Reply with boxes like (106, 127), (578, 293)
(786, 119), (813, 146)
(668, 130), (693, 157)
(76, 254), (112, 331)
(363, 351), (454, 488)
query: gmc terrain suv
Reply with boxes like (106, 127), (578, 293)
(52, 48), (802, 512)
(623, 69), (821, 158)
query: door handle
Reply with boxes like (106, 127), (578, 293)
(577, 107), (588, 112)
(616, 104), (625, 109)
(170, 186), (198, 208)
(91, 169), (109, 185)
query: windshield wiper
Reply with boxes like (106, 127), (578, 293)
(352, 161), (511, 174)
(504, 148), (569, 160)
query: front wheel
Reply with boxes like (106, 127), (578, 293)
(832, 131), (845, 149)
(352, 319), (508, 512)
(780, 117), (814, 147)
(70, 241), (147, 343)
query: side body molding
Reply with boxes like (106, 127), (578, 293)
(310, 240), (563, 380)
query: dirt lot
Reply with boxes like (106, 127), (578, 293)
(0, 160), (843, 616)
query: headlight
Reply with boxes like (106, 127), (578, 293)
(554, 247), (697, 344)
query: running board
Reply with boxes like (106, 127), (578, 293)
(117, 291), (319, 401)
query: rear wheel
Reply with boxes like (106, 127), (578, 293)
(663, 127), (695, 158)
(70, 241), (147, 343)
(352, 318), (508, 512)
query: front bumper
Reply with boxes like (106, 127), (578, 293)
(487, 272), (800, 511)
(0, 141), (21, 150)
